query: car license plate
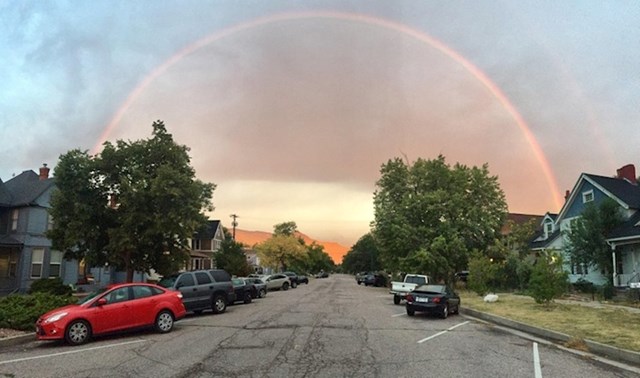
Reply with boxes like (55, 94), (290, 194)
(416, 297), (428, 303)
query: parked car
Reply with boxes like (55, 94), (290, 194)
(262, 273), (291, 291)
(283, 271), (309, 286)
(356, 272), (369, 284)
(36, 283), (186, 345)
(315, 271), (329, 278)
(363, 273), (384, 287)
(242, 277), (267, 298)
(157, 269), (235, 314)
(405, 284), (460, 319)
(390, 274), (431, 304)
(230, 278), (253, 304)
(455, 271), (470, 282)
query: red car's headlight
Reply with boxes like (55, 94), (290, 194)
(44, 312), (68, 324)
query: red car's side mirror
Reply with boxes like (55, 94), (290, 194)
(97, 298), (108, 306)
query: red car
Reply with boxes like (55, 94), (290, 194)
(36, 283), (186, 345)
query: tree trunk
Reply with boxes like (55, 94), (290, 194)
(125, 250), (134, 282)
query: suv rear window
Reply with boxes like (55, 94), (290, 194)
(209, 270), (231, 282)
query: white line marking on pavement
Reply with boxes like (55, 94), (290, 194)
(392, 313), (406, 317)
(417, 321), (470, 344)
(533, 342), (542, 378)
(0, 339), (146, 366)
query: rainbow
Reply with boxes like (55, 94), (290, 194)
(95, 10), (563, 209)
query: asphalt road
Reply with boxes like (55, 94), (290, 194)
(0, 274), (636, 377)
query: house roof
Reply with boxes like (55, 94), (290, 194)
(529, 229), (561, 250)
(0, 235), (22, 246)
(0, 170), (55, 207)
(501, 213), (544, 235)
(585, 174), (640, 209)
(607, 211), (640, 242)
(195, 220), (222, 239)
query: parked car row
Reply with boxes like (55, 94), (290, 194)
(355, 273), (462, 320)
(36, 269), (312, 346)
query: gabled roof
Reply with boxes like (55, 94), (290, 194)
(586, 174), (640, 209)
(195, 220), (222, 240)
(529, 229), (561, 250)
(0, 179), (13, 206)
(0, 170), (55, 207)
(557, 173), (640, 222)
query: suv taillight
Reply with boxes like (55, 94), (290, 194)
(406, 294), (414, 302)
(432, 297), (441, 303)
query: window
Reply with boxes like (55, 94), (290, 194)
(47, 213), (54, 231)
(544, 221), (553, 237)
(176, 273), (195, 288)
(104, 287), (130, 304)
(201, 239), (212, 251)
(31, 248), (44, 278)
(132, 285), (156, 299)
(582, 190), (594, 203)
(49, 250), (63, 278)
(195, 271), (212, 285)
(192, 239), (201, 250)
(11, 209), (18, 231)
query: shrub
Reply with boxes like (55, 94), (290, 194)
(626, 288), (640, 302)
(601, 282), (615, 300)
(0, 292), (77, 331)
(529, 253), (568, 305)
(573, 278), (596, 294)
(468, 256), (498, 296)
(29, 277), (72, 296)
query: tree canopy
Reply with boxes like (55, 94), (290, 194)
(48, 120), (215, 281)
(371, 155), (507, 281)
(341, 233), (381, 274)
(564, 198), (622, 274)
(216, 228), (252, 277)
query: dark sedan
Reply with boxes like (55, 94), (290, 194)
(230, 278), (253, 304)
(242, 277), (267, 299)
(405, 284), (460, 319)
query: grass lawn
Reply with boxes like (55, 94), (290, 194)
(460, 291), (640, 352)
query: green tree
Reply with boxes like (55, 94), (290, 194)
(49, 120), (215, 281)
(529, 251), (569, 305)
(341, 233), (381, 273)
(256, 234), (306, 271)
(564, 198), (623, 275)
(372, 155), (507, 275)
(273, 221), (298, 237)
(216, 228), (252, 277)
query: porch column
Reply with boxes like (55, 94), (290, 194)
(610, 242), (617, 286)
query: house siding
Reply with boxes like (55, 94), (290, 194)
(563, 181), (609, 219)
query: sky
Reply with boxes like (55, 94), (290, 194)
(1, 1), (639, 247)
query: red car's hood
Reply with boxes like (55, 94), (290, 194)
(39, 304), (81, 320)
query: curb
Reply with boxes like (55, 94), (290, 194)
(0, 333), (33, 348)
(461, 308), (640, 367)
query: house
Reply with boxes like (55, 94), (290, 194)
(0, 165), (78, 294)
(530, 164), (640, 287)
(188, 220), (225, 270)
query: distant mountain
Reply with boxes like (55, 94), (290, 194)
(232, 229), (349, 264)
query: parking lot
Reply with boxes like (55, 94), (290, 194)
(0, 274), (636, 377)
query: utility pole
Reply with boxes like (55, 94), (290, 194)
(230, 214), (239, 240)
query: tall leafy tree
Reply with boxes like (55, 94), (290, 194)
(341, 233), (381, 273)
(372, 155), (507, 278)
(255, 234), (306, 271)
(49, 120), (215, 281)
(564, 198), (622, 275)
(216, 228), (252, 277)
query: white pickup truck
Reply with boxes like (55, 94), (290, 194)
(389, 274), (431, 305)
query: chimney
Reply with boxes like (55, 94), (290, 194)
(616, 164), (636, 184)
(565, 190), (571, 201)
(39, 163), (50, 180)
